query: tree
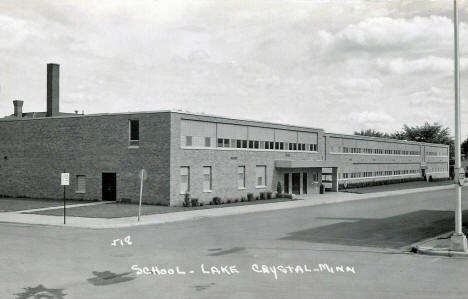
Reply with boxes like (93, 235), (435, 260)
(400, 122), (451, 144)
(354, 129), (390, 138)
(461, 137), (468, 158)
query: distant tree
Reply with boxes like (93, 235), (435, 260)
(354, 129), (390, 138)
(461, 137), (468, 158)
(398, 122), (454, 160)
(400, 122), (451, 144)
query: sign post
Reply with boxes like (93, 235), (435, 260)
(61, 172), (70, 224)
(138, 169), (147, 222)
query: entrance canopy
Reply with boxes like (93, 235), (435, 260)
(275, 160), (338, 169)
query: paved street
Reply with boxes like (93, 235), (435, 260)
(2, 188), (468, 299)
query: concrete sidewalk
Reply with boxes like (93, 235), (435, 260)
(411, 232), (468, 257)
(0, 184), (455, 229)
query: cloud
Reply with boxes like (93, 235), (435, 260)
(376, 56), (452, 75)
(348, 111), (394, 124)
(341, 78), (383, 91)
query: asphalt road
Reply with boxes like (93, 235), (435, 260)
(2, 188), (468, 299)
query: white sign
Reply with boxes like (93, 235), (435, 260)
(61, 173), (70, 186)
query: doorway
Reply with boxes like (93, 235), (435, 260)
(292, 173), (300, 194)
(284, 173), (289, 194)
(303, 172), (307, 194)
(102, 172), (117, 201)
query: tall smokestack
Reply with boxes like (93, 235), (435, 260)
(46, 63), (59, 117)
(13, 100), (23, 118)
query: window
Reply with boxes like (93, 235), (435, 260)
(203, 166), (212, 192)
(249, 140), (254, 148)
(224, 139), (230, 148)
(76, 175), (86, 193)
(275, 142), (280, 150)
(242, 140), (248, 148)
(254, 140), (259, 149)
(180, 167), (190, 194)
(237, 140), (242, 148)
(218, 138), (223, 148)
(129, 120), (139, 146)
(256, 165), (266, 187)
(185, 136), (192, 146)
(238, 166), (246, 189)
(205, 137), (211, 147)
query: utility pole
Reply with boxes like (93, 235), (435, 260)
(451, 0), (468, 252)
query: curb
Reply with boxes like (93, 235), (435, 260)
(412, 246), (468, 257)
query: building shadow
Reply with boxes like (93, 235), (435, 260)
(280, 210), (468, 249)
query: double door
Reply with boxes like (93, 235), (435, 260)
(284, 172), (307, 195)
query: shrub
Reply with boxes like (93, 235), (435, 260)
(234, 199), (239, 203)
(227, 199), (232, 204)
(284, 194), (293, 199)
(241, 197), (246, 202)
(277, 181), (283, 194)
(199, 202), (204, 206)
(247, 193), (253, 201)
(183, 193), (191, 207)
(267, 191), (272, 199)
(191, 198), (199, 207)
(255, 196), (260, 201)
(213, 196), (221, 205)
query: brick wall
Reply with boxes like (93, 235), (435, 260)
(0, 112), (171, 204)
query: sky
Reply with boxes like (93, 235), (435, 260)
(1, 0), (468, 136)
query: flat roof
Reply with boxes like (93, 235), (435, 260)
(0, 109), (324, 132)
(325, 132), (450, 148)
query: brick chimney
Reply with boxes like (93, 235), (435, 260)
(13, 100), (23, 118)
(46, 63), (60, 117)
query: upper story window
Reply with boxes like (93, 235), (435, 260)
(129, 120), (139, 146)
(185, 136), (193, 146)
(205, 137), (211, 147)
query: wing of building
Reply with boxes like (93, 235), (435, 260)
(0, 64), (450, 206)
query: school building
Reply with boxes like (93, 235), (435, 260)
(0, 64), (450, 206)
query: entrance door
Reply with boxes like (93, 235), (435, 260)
(292, 173), (300, 194)
(284, 173), (289, 194)
(102, 173), (117, 201)
(303, 172), (307, 194)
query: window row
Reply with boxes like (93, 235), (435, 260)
(340, 146), (420, 156)
(341, 169), (420, 179)
(426, 151), (446, 156)
(183, 135), (318, 152)
(180, 165), (267, 194)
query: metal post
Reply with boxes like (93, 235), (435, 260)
(450, 0), (467, 251)
(138, 169), (144, 222)
(63, 170), (66, 225)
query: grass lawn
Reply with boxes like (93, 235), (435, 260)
(0, 197), (96, 212)
(25, 197), (302, 218)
